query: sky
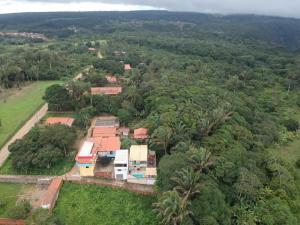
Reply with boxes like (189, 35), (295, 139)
(0, 0), (300, 19)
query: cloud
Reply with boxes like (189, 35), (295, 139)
(0, 0), (158, 14)
(1, 0), (300, 18)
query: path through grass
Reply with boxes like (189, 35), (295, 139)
(0, 81), (62, 148)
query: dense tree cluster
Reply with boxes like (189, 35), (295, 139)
(8, 125), (76, 172)
(0, 49), (72, 88)
(2, 11), (300, 225)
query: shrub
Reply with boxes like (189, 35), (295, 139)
(0, 200), (5, 209)
(8, 200), (31, 219)
(296, 159), (300, 168)
(284, 119), (299, 132)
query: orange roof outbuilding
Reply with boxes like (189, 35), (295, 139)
(106, 75), (117, 83)
(91, 87), (122, 95)
(124, 64), (132, 71)
(133, 128), (148, 140)
(45, 117), (75, 127)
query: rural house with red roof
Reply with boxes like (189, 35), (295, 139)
(124, 64), (132, 71)
(91, 87), (122, 95)
(45, 117), (75, 127)
(133, 128), (148, 140)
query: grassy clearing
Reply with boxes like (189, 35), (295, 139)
(274, 137), (300, 165)
(0, 81), (62, 148)
(0, 183), (32, 217)
(53, 183), (158, 225)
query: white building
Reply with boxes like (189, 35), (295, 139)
(114, 149), (129, 180)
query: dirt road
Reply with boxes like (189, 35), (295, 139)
(97, 51), (103, 59)
(0, 66), (94, 167)
(0, 104), (48, 166)
(73, 65), (93, 81)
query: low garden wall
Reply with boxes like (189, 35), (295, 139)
(0, 175), (54, 184)
(67, 178), (154, 195)
(0, 218), (25, 225)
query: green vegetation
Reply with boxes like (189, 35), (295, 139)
(7, 200), (31, 220)
(0, 183), (32, 217)
(7, 124), (77, 174)
(1, 11), (300, 224)
(0, 81), (62, 148)
(53, 183), (158, 225)
(0, 155), (75, 176)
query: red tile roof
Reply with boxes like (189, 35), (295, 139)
(45, 117), (74, 127)
(87, 137), (121, 153)
(124, 64), (132, 71)
(76, 157), (94, 164)
(41, 177), (63, 210)
(133, 128), (148, 140)
(92, 127), (117, 137)
(91, 87), (122, 95)
(106, 75), (117, 83)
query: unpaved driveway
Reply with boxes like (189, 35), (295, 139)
(0, 104), (48, 166)
(0, 66), (94, 167)
(97, 51), (103, 59)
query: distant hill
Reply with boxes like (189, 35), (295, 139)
(0, 11), (300, 50)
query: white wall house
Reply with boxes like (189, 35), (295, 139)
(114, 149), (128, 180)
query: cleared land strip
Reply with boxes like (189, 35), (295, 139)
(0, 66), (93, 167)
(0, 104), (48, 166)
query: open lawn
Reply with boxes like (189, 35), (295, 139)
(0, 183), (33, 217)
(53, 183), (159, 225)
(0, 81), (62, 148)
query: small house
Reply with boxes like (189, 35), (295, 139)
(88, 47), (96, 52)
(76, 141), (96, 177)
(114, 150), (129, 180)
(91, 87), (122, 95)
(124, 64), (132, 71)
(133, 128), (148, 140)
(129, 145), (148, 168)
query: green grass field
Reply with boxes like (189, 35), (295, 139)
(53, 183), (159, 225)
(0, 81), (62, 148)
(0, 183), (32, 217)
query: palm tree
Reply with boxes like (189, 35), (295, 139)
(154, 190), (192, 225)
(171, 168), (202, 200)
(188, 147), (212, 173)
(150, 126), (172, 155)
